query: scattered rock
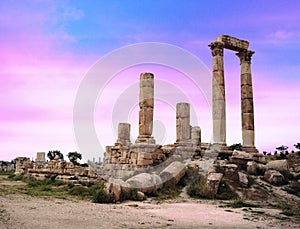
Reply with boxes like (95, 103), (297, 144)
(238, 172), (248, 187)
(207, 173), (223, 196)
(159, 161), (186, 186)
(106, 178), (131, 201)
(264, 169), (284, 186)
(136, 191), (146, 201)
(247, 161), (266, 175)
(266, 160), (289, 174)
(126, 173), (162, 194)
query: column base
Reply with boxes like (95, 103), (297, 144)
(242, 146), (259, 154)
(135, 135), (156, 144)
(211, 143), (228, 152)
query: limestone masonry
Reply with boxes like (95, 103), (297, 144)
(15, 35), (263, 189)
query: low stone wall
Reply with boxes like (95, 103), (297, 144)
(15, 157), (98, 182)
(0, 161), (15, 172)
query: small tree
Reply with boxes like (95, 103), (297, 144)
(229, 143), (243, 151)
(275, 145), (288, 154)
(294, 143), (300, 151)
(67, 152), (82, 165)
(47, 150), (64, 161)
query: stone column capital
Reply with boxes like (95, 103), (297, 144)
(209, 42), (224, 56)
(236, 50), (255, 63)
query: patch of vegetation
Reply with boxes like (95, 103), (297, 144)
(279, 204), (298, 217)
(0, 171), (14, 176)
(229, 143), (242, 151)
(92, 188), (113, 203)
(151, 185), (182, 200)
(179, 166), (199, 187)
(187, 175), (213, 199)
(228, 198), (261, 208)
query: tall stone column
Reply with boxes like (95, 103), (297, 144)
(236, 50), (258, 153)
(136, 72), (155, 144)
(176, 103), (191, 143)
(209, 42), (226, 146)
(116, 123), (131, 146)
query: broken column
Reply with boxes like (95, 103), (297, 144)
(131, 72), (161, 167)
(116, 123), (131, 146)
(136, 72), (155, 144)
(209, 42), (226, 146)
(35, 152), (45, 163)
(191, 126), (201, 146)
(176, 102), (191, 143)
(237, 50), (258, 153)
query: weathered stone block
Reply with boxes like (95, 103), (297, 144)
(207, 173), (223, 196)
(241, 85), (253, 99)
(191, 126), (201, 146)
(266, 160), (289, 174)
(241, 99), (254, 114)
(264, 169), (284, 186)
(238, 172), (248, 187)
(159, 161), (186, 186)
(138, 107), (153, 135)
(126, 173), (162, 194)
(214, 35), (249, 51)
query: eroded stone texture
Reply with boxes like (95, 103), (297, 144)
(209, 35), (258, 153)
(214, 35), (249, 51)
(35, 152), (45, 163)
(209, 42), (226, 146)
(136, 72), (155, 143)
(176, 103), (191, 143)
(237, 50), (258, 153)
(15, 157), (32, 175)
(207, 172), (223, 196)
(116, 123), (131, 146)
(191, 126), (201, 146)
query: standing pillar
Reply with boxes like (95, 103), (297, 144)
(136, 72), (155, 144)
(116, 123), (131, 146)
(191, 126), (201, 146)
(236, 50), (258, 153)
(209, 42), (226, 146)
(176, 103), (191, 143)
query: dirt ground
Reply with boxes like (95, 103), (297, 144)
(0, 194), (299, 229)
(0, 177), (299, 229)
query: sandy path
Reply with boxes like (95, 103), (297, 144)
(1, 193), (298, 229)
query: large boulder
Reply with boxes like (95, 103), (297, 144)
(266, 160), (289, 174)
(106, 178), (131, 202)
(126, 173), (162, 194)
(207, 173), (223, 196)
(159, 161), (186, 186)
(264, 169), (284, 186)
(246, 161), (266, 175)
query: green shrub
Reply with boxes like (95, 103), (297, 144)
(187, 176), (213, 199)
(92, 189), (113, 203)
(230, 198), (259, 208)
(68, 186), (92, 197)
(40, 185), (52, 191)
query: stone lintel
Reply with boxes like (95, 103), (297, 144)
(214, 35), (249, 52)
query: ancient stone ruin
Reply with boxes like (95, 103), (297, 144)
(15, 36), (299, 203)
(209, 35), (258, 154)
